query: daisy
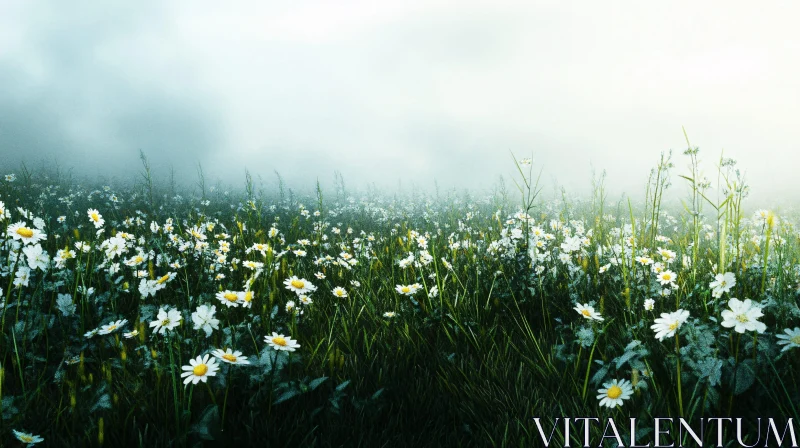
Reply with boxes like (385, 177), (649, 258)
(242, 260), (263, 271)
(720, 298), (767, 334)
(656, 270), (677, 286)
(212, 348), (251, 365)
(150, 307), (182, 335)
(283, 276), (317, 295)
(265, 332), (300, 352)
(87, 208), (105, 228)
(138, 279), (159, 298)
(23, 244), (50, 271)
(709, 272), (736, 298)
(7, 221), (47, 245)
(597, 379), (634, 408)
(13, 429), (44, 446)
(241, 290), (254, 308)
(124, 329), (139, 339)
(298, 295), (313, 306)
(216, 290), (242, 308)
(643, 299), (655, 311)
(155, 272), (177, 285)
(395, 284), (416, 296)
(383, 311), (397, 318)
(84, 328), (99, 339)
(331, 286), (348, 298)
(181, 354), (219, 385)
(192, 304), (220, 338)
(776, 328), (800, 352)
(574, 303), (604, 321)
(98, 319), (128, 335)
(657, 248), (676, 263)
(651, 309), (690, 341)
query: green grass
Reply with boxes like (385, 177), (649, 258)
(0, 148), (799, 447)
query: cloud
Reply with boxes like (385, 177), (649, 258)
(0, 0), (798, 204)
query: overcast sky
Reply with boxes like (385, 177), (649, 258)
(1, 1), (798, 202)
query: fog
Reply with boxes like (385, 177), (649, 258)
(1, 1), (799, 205)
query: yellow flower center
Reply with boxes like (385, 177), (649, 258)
(581, 309), (591, 317)
(16, 227), (34, 238)
(91, 213), (100, 222)
(107, 325), (117, 332)
(272, 336), (287, 346)
(669, 322), (679, 331)
(662, 274), (671, 281)
(607, 385), (623, 399)
(291, 280), (305, 289)
(401, 287), (410, 293)
(193, 364), (208, 376)
(157, 274), (171, 284)
(736, 314), (749, 323)
(19, 435), (34, 443)
(791, 335), (800, 345)
(224, 292), (238, 302)
(222, 354), (237, 362)
(244, 291), (253, 302)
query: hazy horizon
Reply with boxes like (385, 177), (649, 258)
(1, 1), (798, 206)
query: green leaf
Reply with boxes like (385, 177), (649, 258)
(309, 376), (328, 391)
(733, 360), (755, 395)
(189, 405), (219, 441)
(273, 388), (300, 405)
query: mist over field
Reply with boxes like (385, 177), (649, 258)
(5, 4), (800, 447)
(1, 1), (799, 206)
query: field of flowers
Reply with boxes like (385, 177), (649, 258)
(1, 149), (799, 446)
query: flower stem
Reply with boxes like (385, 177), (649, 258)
(582, 340), (598, 401)
(675, 333), (683, 418)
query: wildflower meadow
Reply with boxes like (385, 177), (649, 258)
(1, 148), (799, 446)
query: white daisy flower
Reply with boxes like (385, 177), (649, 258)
(720, 298), (767, 334)
(283, 276), (317, 295)
(776, 327), (800, 352)
(597, 379), (633, 408)
(13, 429), (44, 446)
(192, 304), (220, 338)
(150, 307), (182, 335)
(265, 332), (300, 352)
(709, 272), (736, 298)
(651, 309), (690, 341)
(574, 303), (604, 321)
(656, 270), (677, 286)
(212, 348), (251, 365)
(98, 319), (128, 335)
(7, 221), (47, 245)
(180, 354), (219, 385)
(216, 290), (242, 308)
(87, 208), (105, 228)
